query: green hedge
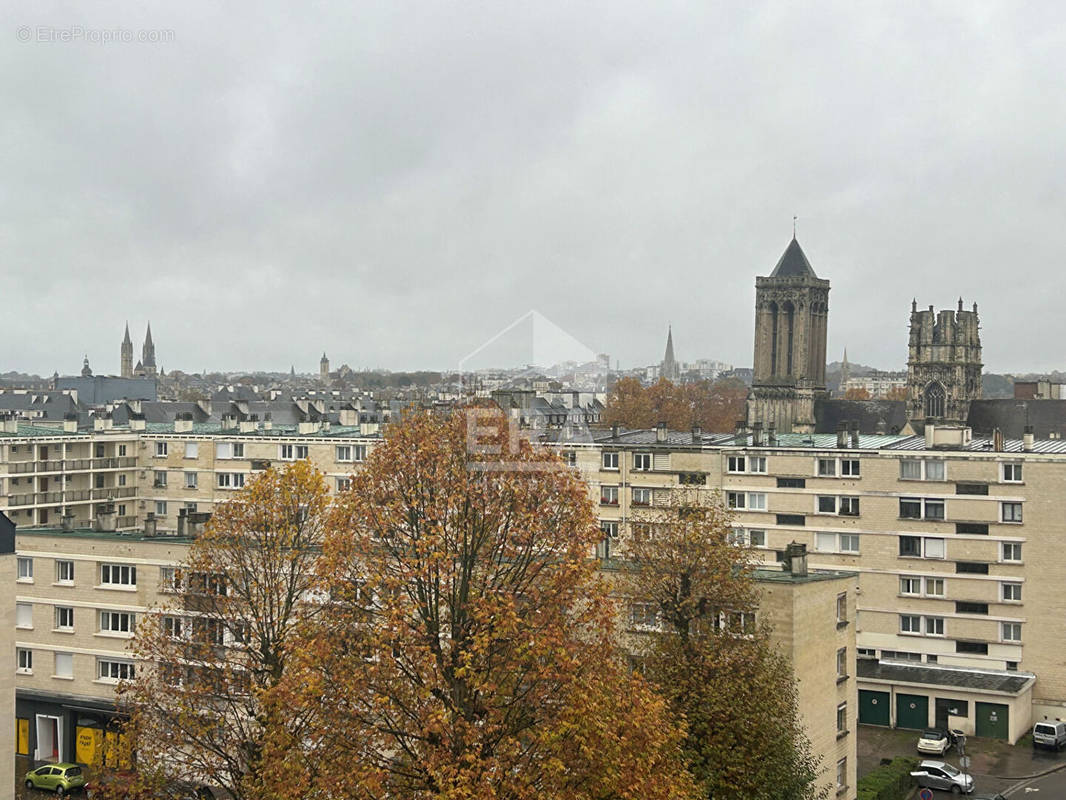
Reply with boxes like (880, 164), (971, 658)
(856, 756), (919, 800)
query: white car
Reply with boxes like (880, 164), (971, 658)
(917, 727), (956, 755)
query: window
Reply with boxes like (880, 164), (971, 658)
(728, 528), (766, 547)
(925, 617), (945, 635)
(900, 615), (921, 633)
(679, 471), (707, 485)
(817, 458), (836, 477)
(97, 659), (135, 682)
(54, 607), (74, 631)
(1002, 582), (1022, 602)
(901, 615), (943, 636)
(1001, 622), (1022, 642)
(836, 647), (847, 678)
(900, 459), (921, 479)
(184, 442), (198, 459)
(336, 445), (352, 462)
(956, 601), (988, 615)
(840, 497), (860, 516)
(748, 456), (767, 473)
(925, 499), (945, 520)
(153, 470), (167, 488)
(602, 452), (619, 470)
(900, 576), (921, 596)
(836, 758), (847, 792)
(1002, 463), (1023, 483)
(956, 483), (989, 495)
(836, 592), (847, 623)
(600, 486), (619, 506)
(956, 562), (989, 575)
(100, 611), (134, 634)
(815, 532), (859, 554)
(900, 498), (922, 519)
(956, 641), (988, 655)
(217, 473), (246, 489)
(1002, 542), (1022, 562)
(776, 513), (805, 526)
(746, 493), (767, 510)
(100, 563), (136, 587)
(777, 477), (805, 488)
(841, 459), (860, 477)
(727, 455), (744, 473)
(56, 560), (74, 584)
(881, 650), (921, 662)
(957, 522), (988, 535)
(17, 557), (33, 581)
(54, 653), (73, 679)
(232, 442), (245, 458)
(185, 472), (198, 489)
(600, 521), (619, 539)
(837, 702), (848, 734)
(629, 602), (659, 630)
(1001, 502), (1023, 523)
(727, 492), (745, 509)
(633, 453), (652, 471)
(336, 477), (351, 492)
(279, 444), (309, 461)
(17, 648), (32, 674)
(926, 577), (945, 597)
(840, 533), (860, 553)
(16, 603), (32, 629)
(155, 501), (168, 517)
(925, 460), (945, 481)
(119, 444), (127, 456)
(817, 496), (837, 513)
(160, 567), (183, 593)
(632, 487), (651, 507)
(155, 441), (168, 457)
(901, 459), (945, 480)
(118, 473), (127, 487)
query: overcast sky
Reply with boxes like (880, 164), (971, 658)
(3, 1), (1065, 375)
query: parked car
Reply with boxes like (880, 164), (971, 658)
(910, 760), (974, 794)
(917, 727), (957, 755)
(24, 762), (87, 795)
(1033, 721), (1066, 750)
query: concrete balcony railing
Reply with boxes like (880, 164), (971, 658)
(38, 460), (65, 472)
(65, 490), (92, 502)
(36, 492), (63, 504)
(64, 458), (92, 470)
(9, 494), (34, 506)
(117, 516), (137, 528)
(10, 462), (35, 474)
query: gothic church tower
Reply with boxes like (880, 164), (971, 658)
(141, 323), (157, 378)
(746, 237), (830, 433)
(906, 299), (981, 425)
(120, 323), (133, 378)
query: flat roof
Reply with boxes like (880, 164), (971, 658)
(858, 658), (1035, 695)
(752, 567), (857, 584)
(16, 526), (195, 544)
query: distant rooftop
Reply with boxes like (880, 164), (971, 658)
(16, 526), (196, 544)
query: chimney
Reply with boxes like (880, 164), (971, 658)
(691, 425), (702, 443)
(143, 513), (157, 538)
(656, 421), (668, 443)
(60, 513), (76, 532)
(129, 418), (146, 431)
(836, 423), (847, 449)
(734, 420), (748, 445)
(850, 422), (860, 448)
(62, 414), (78, 433)
(221, 415), (239, 431)
(0, 417), (16, 434)
(298, 421), (319, 435)
(238, 420), (257, 434)
(924, 421), (936, 449)
(993, 428), (1004, 452)
(751, 421), (763, 447)
(1023, 425), (1035, 452)
(783, 541), (808, 578)
(94, 502), (117, 532)
(611, 424), (620, 439)
(767, 423), (777, 446)
(339, 408), (358, 426)
(174, 415), (193, 433)
(187, 511), (212, 538)
(177, 507), (187, 537)
(93, 415), (113, 432)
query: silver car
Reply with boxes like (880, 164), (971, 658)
(910, 760), (974, 794)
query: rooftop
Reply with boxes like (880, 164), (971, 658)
(752, 567), (857, 584)
(16, 526), (196, 544)
(858, 659), (1035, 695)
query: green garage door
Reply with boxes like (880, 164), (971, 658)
(896, 693), (929, 730)
(975, 702), (1009, 740)
(859, 690), (890, 726)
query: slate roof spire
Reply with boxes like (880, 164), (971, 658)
(660, 325), (680, 382)
(122, 322), (132, 345)
(770, 237), (818, 279)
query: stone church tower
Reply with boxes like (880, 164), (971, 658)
(140, 323), (157, 378)
(660, 326), (680, 382)
(320, 353), (330, 383)
(120, 323), (133, 378)
(746, 237), (830, 433)
(906, 299), (981, 425)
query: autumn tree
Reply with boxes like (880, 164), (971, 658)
(113, 461), (331, 800)
(280, 407), (695, 800)
(844, 387), (871, 401)
(625, 489), (826, 800)
(605, 377), (747, 433)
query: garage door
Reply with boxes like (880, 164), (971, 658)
(896, 693), (929, 730)
(859, 690), (891, 726)
(975, 702), (1009, 740)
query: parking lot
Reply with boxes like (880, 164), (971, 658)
(859, 724), (1066, 797)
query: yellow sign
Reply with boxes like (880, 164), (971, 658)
(76, 726), (102, 766)
(16, 719), (29, 756)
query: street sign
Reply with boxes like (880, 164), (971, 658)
(959, 756), (971, 769)
(919, 789), (933, 800)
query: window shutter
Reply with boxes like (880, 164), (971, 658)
(653, 453), (671, 470)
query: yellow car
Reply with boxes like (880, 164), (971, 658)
(24, 762), (86, 795)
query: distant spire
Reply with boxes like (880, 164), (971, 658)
(144, 322), (153, 347)
(122, 322), (131, 345)
(958, 297), (964, 312)
(661, 326), (679, 381)
(793, 214), (797, 239)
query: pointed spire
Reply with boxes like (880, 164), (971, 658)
(664, 325), (676, 363)
(770, 237), (817, 278)
(144, 322), (153, 346)
(122, 322), (132, 345)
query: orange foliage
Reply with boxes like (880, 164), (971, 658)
(844, 387), (871, 400)
(605, 377), (747, 433)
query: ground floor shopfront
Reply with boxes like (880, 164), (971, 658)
(16, 689), (124, 766)
(856, 659), (1035, 743)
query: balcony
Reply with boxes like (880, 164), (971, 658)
(90, 457), (136, 470)
(10, 462), (35, 474)
(36, 492), (63, 504)
(64, 459), (91, 470)
(117, 516), (137, 528)
(9, 493), (34, 506)
(64, 490), (92, 502)
(39, 460), (64, 473)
